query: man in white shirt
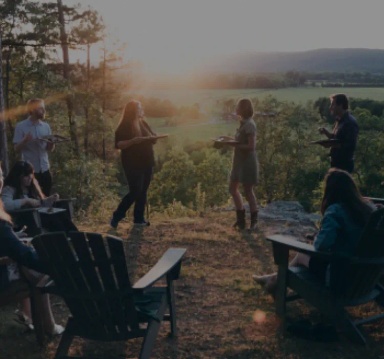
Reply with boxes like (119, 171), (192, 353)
(13, 98), (55, 195)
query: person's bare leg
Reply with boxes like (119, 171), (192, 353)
(21, 267), (61, 335)
(253, 253), (311, 284)
(243, 184), (257, 213)
(229, 181), (244, 210)
(21, 298), (32, 326)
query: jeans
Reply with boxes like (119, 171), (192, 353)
(112, 167), (153, 223)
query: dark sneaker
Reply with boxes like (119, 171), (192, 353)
(133, 220), (150, 227)
(110, 218), (119, 229)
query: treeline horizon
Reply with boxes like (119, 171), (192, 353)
(139, 71), (384, 90)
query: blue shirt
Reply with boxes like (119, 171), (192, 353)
(13, 117), (52, 172)
(314, 203), (364, 256)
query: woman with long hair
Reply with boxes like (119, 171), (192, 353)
(254, 168), (375, 294)
(2, 160), (78, 236)
(0, 165), (63, 336)
(110, 100), (157, 229)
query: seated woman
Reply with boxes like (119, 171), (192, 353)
(0, 165), (63, 336)
(1, 160), (78, 236)
(254, 168), (375, 295)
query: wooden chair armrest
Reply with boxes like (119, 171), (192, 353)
(8, 207), (40, 214)
(266, 234), (333, 265)
(35, 275), (52, 288)
(8, 207), (43, 231)
(35, 275), (59, 294)
(54, 198), (76, 219)
(55, 198), (76, 204)
(133, 248), (186, 290)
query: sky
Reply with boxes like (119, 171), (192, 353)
(64, 0), (384, 75)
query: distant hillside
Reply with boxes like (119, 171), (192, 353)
(200, 48), (384, 74)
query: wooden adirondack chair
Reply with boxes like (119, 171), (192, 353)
(266, 207), (384, 345)
(31, 231), (186, 359)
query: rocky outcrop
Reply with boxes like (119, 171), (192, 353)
(259, 201), (321, 240)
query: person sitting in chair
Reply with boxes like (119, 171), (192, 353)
(1, 160), (78, 236)
(0, 165), (63, 336)
(253, 168), (375, 295)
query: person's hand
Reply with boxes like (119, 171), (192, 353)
(23, 132), (33, 143)
(319, 127), (330, 136)
(15, 225), (28, 238)
(218, 136), (234, 141)
(132, 137), (146, 145)
(50, 193), (60, 201)
(42, 194), (59, 208)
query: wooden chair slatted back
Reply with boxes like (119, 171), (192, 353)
(330, 208), (384, 299)
(32, 231), (140, 336)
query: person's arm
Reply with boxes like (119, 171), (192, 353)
(313, 205), (342, 251)
(13, 127), (33, 152)
(1, 222), (46, 273)
(318, 127), (335, 139)
(1, 186), (40, 211)
(46, 141), (55, 152)
(45, 124), (55, 152)
(116, 137), (147, 150)
(234, 133), (256, 151)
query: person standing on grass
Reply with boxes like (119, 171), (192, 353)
(110, 100), (157, 229)
(218, 98), (259, 231)
(318, 93), (359, 173)
(13, 98), (55, 196)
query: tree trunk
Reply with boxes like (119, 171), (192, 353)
(0, 32), (9, 174)
(57, 0), (79, 154)
(83, 43), (90, 154)
(101, 44), (107, 161)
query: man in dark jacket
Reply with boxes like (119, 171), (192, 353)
(318, 93), (359, 173)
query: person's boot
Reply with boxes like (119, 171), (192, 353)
(233, 209), (246, 230)
(249, 210), (258, 231)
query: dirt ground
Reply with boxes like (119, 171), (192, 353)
(1, 211), (384, 359)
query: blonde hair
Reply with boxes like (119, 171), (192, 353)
(26, 98), (45, 115)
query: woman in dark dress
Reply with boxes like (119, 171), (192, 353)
(110, 100), (157, 229)
(220, 98), (259, 230)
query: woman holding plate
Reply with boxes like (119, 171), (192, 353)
(110, 100), (158, 229)
(218, 98), (259, 231)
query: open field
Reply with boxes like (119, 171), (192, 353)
(1, 210), (383, 358)
(133, 87), (384, 109)
(137, 86), (383, 147)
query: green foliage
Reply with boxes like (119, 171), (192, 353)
(194, 149), (231, 207)
(50, 149), (119, 219)
(149, 148), (196, 207)
(255, 97), (322, 207)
